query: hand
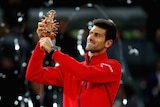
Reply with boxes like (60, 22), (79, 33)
(39, 37), (53, 53)
(36, 18), (59, 40)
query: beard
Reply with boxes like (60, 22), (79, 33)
(85, 42), (97, 52)
(85, 42), (106, 53)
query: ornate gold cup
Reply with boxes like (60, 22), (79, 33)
(40, 10), (58, 40)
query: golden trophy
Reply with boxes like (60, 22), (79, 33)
(40, 9), (59, 40)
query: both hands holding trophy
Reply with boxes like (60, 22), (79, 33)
(36, 10), (59, 53)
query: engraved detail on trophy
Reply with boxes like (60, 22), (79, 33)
(40, 9), (58, 40)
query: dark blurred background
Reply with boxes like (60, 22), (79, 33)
(0, 0), (160, 107)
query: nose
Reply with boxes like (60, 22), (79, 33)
(87, 34), (94, 41)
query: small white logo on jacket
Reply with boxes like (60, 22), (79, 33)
(100, 63), (113, 72)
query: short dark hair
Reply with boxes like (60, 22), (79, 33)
(92, 18), (117, 42)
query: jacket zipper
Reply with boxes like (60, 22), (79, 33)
(78, 56), (90, 107)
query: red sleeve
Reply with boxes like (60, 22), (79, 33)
(52, 51), (122, 83)
(25, 42), (63, 86)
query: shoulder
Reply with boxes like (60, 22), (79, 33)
(106, 59), (121, 66)
(103, 59), (122, 72)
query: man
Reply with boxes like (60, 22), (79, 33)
(25, 18), (122, 107)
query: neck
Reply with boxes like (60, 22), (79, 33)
(88, 51), (93, 59)
(88, 49), (107, 58)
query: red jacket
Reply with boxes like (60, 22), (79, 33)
(26, 42), (122, 107)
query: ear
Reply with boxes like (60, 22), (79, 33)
(105, 39), (113, 48)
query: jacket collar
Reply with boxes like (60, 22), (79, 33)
(84, 52), (108, 65)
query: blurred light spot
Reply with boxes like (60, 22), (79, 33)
(14, 70), (19, 75)
(28, 33), (33, 38)
(128, 45), (139, 56)
(77, 29), (85, 56)
(36, 95), (40, 100)
(14, 38), (20, 50)
(87, 21), (93, 30)
(87, 3), (93, 7)
(14, 100), (19, 105)
(44, 60), (49, 65)
(0, 22), (5, 27)
(17, 12), (24, 22)
(18, 96), (23, 101)
(28, 98), (34, 107)
(126, 0), (132, 4)
(77, 45), (85, 56)
(18, 16), (23, 22)
(75, 7), (80, 11)
(122, 98), (127, 105)
(22, 62), (27, 67)
(53, 103), (58, 107)
(39, 11), (44, 18)
(48, 0), (53, 5)
(48, 85), (53, 90)
(53, 94), (57, 99)
(24, 98), (28, 103)
(2, 74), (6, 78)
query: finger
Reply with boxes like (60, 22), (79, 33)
(39, 37), (45, 50)
(47, 37), (53, 47)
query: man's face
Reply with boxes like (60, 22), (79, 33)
(85, 25), (107, 54)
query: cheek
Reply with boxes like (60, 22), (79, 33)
(97, 39), (106, 46)
(96, 41), (106, 49)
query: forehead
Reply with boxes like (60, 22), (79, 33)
(90, 25), (106, 34)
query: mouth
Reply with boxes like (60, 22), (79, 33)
(86, 42), (93, 47)
(87, 41), (94, 45)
